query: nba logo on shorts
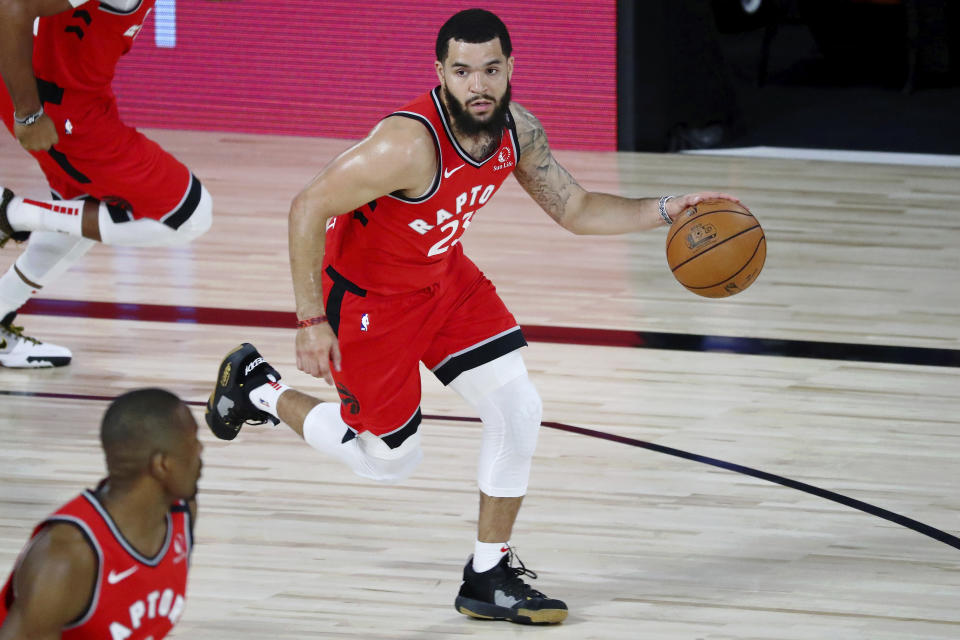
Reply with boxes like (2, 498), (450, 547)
(361, 313), (370, 332)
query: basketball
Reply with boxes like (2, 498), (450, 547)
(665, 199), (766, 298)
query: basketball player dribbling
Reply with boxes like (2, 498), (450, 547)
(206, 9), (741, 625)
(0, 389), (202, 639)
(0, 0), (214, 368)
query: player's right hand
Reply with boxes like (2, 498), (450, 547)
(15, 114), (58, 151)
(295, 322), (341, 385)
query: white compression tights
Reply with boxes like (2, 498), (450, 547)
(301, 403), (424, 484)
(449, 351), (543, 497)
(0, 185), (212, 316)
(298, 351), (542, 493)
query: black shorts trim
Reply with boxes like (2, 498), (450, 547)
(433, 328), (527, 385)
(381, 408), (422, 449)
(161, 174), (201, 230)
(324, 265), (366, 337)
(339, 407), (421, 450)
(47, 147), (91, 184)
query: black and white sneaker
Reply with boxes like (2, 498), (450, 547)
(0, 313), (71, 368)
(1, 188), (30, 248)
(206, 343), (281, 440)
(455, 548), (568, 625)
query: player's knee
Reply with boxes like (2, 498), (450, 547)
(95, 177), (211, 247)
(356, 431), (423, 484)
(177, 181), (212, 243)
(363, 450), (423, 484)
(502, 378), (542, 460)
(164, 180), (211, 245)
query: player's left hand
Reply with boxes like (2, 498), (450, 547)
(666, 192), (746, 221)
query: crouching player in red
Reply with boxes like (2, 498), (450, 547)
(0, 389), (202, 639)
(0, 0), (213, 367)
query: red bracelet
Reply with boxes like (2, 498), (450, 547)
(295, 315), (328, 329)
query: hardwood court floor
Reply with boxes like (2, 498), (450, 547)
(1, 130), (959, 639)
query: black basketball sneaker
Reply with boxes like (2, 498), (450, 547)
(206, 343), (281, 440)
(455, 548), (568, 625)
(1, 188), (30, 248)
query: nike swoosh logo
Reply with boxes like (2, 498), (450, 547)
(444, 164), (466, 178)
(107, 565), (138, 584)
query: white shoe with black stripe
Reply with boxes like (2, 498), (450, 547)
(0, 313), (72, 368)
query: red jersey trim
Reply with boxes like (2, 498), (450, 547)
(80, 491), (173, 566)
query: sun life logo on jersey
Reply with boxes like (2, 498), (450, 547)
(493, 147), (514, 171)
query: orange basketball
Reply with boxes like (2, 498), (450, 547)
(665, 199), (766, 298)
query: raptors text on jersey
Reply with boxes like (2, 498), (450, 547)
(324, 86), (520, 294)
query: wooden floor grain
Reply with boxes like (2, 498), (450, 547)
(1, 130), (958, 639)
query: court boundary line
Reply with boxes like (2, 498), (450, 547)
(2, 389), (957, 554)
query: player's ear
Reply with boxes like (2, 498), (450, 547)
(149, 450), (169, 479)
(506, 56), (514, 81)
(435, 59), (445, 85)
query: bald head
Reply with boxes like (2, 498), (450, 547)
(100, 388), (194, 481)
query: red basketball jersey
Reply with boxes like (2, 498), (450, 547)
(324, 87), (520, 294)
(34, 0), (156, 95)
(0, 488), (193, 639)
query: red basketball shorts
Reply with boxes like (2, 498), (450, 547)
(1, 85), (190, 221)
(322, 249), (527, 444)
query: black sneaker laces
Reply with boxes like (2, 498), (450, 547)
(224, 406), (271, 428)
(502, 550), (547, 600)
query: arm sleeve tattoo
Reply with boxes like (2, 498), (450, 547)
(511, 103), (583, 225)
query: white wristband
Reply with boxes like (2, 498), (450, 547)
(14, 106), (44, 127)
(658, 195), (675, 225)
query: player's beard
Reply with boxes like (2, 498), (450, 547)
(443, 83), (512, 138)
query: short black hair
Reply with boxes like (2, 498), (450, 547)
(100, 388), (189, 479)
(436, 8), (512, 63)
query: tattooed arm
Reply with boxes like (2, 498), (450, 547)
(510, 102), (740, 234)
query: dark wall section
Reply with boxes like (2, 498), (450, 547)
(618, 0), (742, 152)
(618, 0), (960, 154)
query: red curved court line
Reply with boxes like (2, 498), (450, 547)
(16, 297), (960, 367)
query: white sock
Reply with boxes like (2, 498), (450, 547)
(473, 541), (510, 573)
(247, 380), (290, 420)
(0, 231), (94, 317)
(6, 196), (84, 236)
(0, 268), (36, 318)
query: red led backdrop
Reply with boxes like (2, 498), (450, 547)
(111, 1), (617, 150)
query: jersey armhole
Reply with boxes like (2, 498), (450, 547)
(384, 112), (442, 203)
(504, 109), (521, 163)
(37, 518), (102, 629)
